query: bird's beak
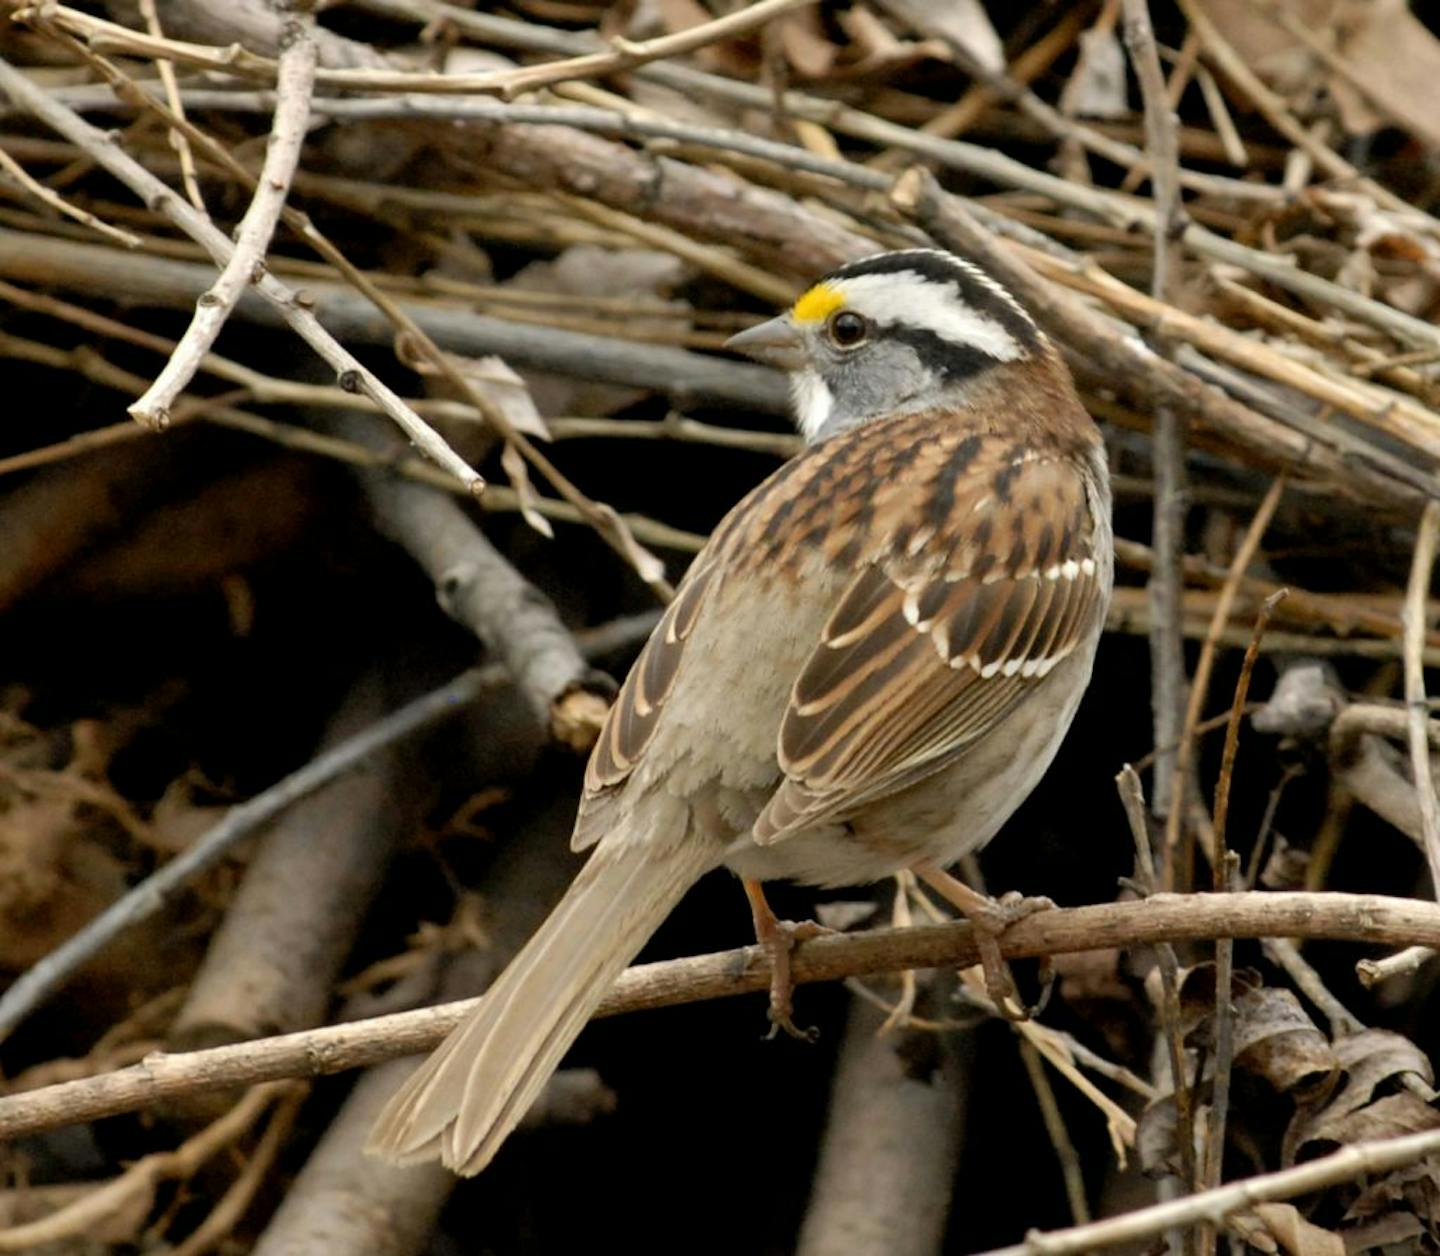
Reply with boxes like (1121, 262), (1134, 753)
(725, 315), (805, 371)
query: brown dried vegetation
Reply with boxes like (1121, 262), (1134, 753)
(3, 0), (1440, 1253)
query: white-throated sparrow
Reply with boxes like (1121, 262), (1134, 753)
(368, 248), (1113, 1175)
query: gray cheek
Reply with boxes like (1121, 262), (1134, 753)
(825, 342), (932, 428)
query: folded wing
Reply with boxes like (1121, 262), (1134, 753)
(755, 448), (1105, 843)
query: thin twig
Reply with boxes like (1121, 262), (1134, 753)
(0, 49), (482, 491)
(0, 1083), (294, 1251)
(890, 172), (1423, 515)
(1166, 479), (1286, 873)
(350, 0), (1440, 353)
(0, 235), (788, 411)
(0, 145), (139, 246)
(44, 1), (1259, 203)
(0, 671), (493, 1043)
(1358, 503), (1440, 983)
(976, 1123), (1440, 1255)
(136, 0), (203, 211)
(1175, 0), (1409, 216)
(1403, 500), (1440, 891)
(1123, 0), (1189, 877)
(129, 2), (317, 428)
(1120, 0), (1184, 287)
(489, 0), (820, 98)
(0, 327), (712, 553)
(1262, 938), (1364, 1036)
(166, 1085), (305, 1256)
(1203, 589), (1286, 1250)
(16, 81), (1440, 503)
(0, 606), (658, 1043)
(30, 0), (819, 99)
(72, 55), (677, 597)
(1019, 1038), (1091, 1226)
(1213, 593), (1287, 863)
(1116, 765), (1197, 1197)
(1355, 944), (1437, 989)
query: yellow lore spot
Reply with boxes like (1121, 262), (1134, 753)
(792, 282), (845, 325)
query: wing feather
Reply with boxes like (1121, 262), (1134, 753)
(754, 447), (1106, 844)
(574, 560), (719, 850)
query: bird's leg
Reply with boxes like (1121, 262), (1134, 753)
(742, 878), (831, 1042)
(914, 862), (1054, 1022)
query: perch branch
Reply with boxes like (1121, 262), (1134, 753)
(4, 892), (1440, 1138)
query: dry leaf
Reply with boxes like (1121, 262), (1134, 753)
(1192, 0), (1329, 95)
(1062, 26), (1128, 120)
(878, 0), (1003, 73)
(1331, 1031), (1437, 1110)
(1346, 1156), (1440, 1222)
(1193, 0), (1440, 148)
(1055, 947), (1131, 1004)
(778, 7), (837, 80)
(1325, 0), (1440, 148)
(0, 1179), (156, 1245)
(591, 501), (667, 591)
(1136, 1091), (1186, 1178)
(814, 899), (879, 930)
(837, 6), (903, 61)
(1285, 1030), (1439, 1164)
(1260, 834), (1311, 890)
(1251, 1202), (1346, 1256)
(1309, 1091), (1440, 1148)
(1174, 961), (1263, 1039)
(1232, 987), (1338, 1100)
(1337, 1209), (1425, 1251)
(505, 245), (693, 419)
(455, 356), (551, 442)
(1057, 947), (1147, 1059)
(150, 776), (230, 856)
(654, 0), (755, 76)
(501, 441), (555, 541)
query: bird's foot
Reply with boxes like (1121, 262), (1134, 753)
(915, 865), (1054, 1022)
(758, 916), (833, 1041)
(963, 890), (1055, 1021)
(743, 878), (833, 1041)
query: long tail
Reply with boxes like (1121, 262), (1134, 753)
(366, 829), (719, 1175)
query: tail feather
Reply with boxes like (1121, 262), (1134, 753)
(367, 828), (719, 1175)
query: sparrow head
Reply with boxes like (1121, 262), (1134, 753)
(726, 249), (1048, 443)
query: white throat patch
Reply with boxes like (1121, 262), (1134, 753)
(791, 369), (834, 442)
(835, 271), (1026, 362)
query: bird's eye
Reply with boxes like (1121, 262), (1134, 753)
(827, 310), (869, 348)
